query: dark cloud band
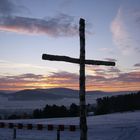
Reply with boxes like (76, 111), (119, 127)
(134, 63), (140, 67)
(0, 14), (78, 36)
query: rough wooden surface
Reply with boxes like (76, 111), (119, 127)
(79, 18), (87, 140)
(42, 54), (115, 66)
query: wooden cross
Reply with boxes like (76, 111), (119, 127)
(42, 18), (115, 140)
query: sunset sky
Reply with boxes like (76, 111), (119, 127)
(0, 0), (140, 91)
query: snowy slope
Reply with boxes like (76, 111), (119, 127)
(0, 111), (140, 140)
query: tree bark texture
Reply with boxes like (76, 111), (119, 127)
(42, 54), (115, 66)
(79, 18), (87, 140)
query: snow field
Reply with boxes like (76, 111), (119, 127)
(0, 111), (140, 140)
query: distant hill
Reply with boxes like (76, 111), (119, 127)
(0, 92), (6, 96)
(0, 90), (14, 94)
(0, 88), (134, 101)
(0, 88), (138, 114)
(6, 88), (78, 101)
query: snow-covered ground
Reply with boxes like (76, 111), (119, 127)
(0, 111), (140, 140)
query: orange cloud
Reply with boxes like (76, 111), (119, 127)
(0, 69), (140, 92)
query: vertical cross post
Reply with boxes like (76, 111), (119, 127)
(13, 128), (16, 140)
(57, 129), (60, 140)
(79, 18), (87, 140)
(42, 18), (116, 140)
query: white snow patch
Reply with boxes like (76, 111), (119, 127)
(0, 111), (140, 140)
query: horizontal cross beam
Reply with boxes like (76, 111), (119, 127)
(42, 54), (115, 66)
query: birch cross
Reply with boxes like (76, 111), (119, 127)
(42, 18), (115, 140)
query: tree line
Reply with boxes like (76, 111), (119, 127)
(94, 91), (140, 115)
(3, 103), (94, 119)
(33, 103), (79, 118)
(1, 91), (140, 119)
(1, 103), (80, 120)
